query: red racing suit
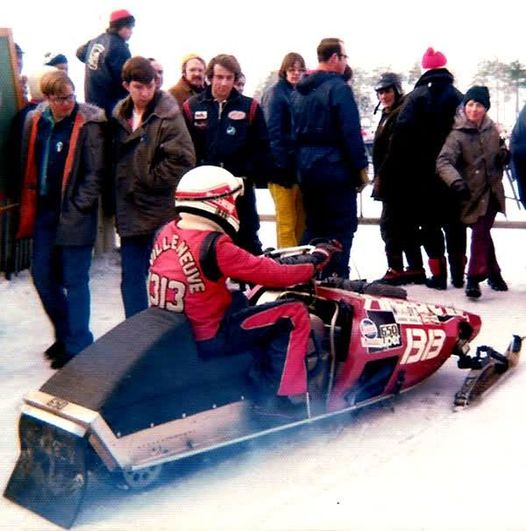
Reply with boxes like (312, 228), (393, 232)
(148, 221), (315, 396)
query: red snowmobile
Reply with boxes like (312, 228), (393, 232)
(4, 245), (521, 528)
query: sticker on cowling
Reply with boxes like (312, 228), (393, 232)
(360, 310), (402, 352)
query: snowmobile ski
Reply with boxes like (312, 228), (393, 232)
(454, 335), (521, 409)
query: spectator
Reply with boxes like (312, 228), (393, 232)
(168, 53), (206, 109)
(182, 54), (274, 255)
(14, 43), (28, 103)
(436, 86), (508, 299)
(261, 52), (306, 248)
(510, 103), (526, 209)
(148, 57), (164, 89)
(381, 47), (465, 289)
(291, 38), (368, 278)
(44, 53), (68, 72)
(111, 56), (195, 318)
(16, 70), (106, 368)
(235, 72), (246, 94)
(7, 66), (57, 202)
(76, 9), (135, 118)
(372, 73), (426, 285)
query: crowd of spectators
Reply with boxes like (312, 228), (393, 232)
(9, 9), (525, 370)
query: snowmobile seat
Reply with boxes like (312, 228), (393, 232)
(40, 307), (254, 436)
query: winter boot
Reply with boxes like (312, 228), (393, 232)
(465, 277), (481, 299)
(488, 272), (508, 291)
(404, 247), (426, 285)
(402, 267), (426, 284)
(377, 268), (406, 285)
(44, 341), (65, 361)
(425, 257), (447, 290)
(449, 254), (467, 288)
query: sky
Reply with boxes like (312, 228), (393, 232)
(4, 0), (526, 124)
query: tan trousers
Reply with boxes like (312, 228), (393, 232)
(268, 182), (305, 248)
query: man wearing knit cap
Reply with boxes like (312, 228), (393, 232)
(379, 46), (465, 291)
(168, 53), (206, 109)
(76, 9), (135, 118)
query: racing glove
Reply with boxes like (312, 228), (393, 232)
(310, 240), (343, 271)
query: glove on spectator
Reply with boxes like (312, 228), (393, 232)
(451, 179), (471, 201)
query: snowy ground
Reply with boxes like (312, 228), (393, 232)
(1, 191), (526, 531)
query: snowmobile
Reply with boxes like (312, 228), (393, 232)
(4, 245), (522, 529)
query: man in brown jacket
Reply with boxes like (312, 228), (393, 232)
(111, 56), (195, 317)
(168, 54), (206, 109)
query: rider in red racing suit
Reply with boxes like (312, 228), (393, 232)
(148, 166), (335, 401)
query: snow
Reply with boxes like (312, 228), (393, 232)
(1, 196), (526, 530)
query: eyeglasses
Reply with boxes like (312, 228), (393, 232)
(50, 94), (75, 104)
(287, 67), (306, 74)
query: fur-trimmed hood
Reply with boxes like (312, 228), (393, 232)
(113, 90), (180, 125)
(33, 101), (107, 123)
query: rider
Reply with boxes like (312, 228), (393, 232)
(148, 165), (337, 407)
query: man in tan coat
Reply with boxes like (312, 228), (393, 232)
(168, 54), (206, 109)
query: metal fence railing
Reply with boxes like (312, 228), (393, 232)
(0, 201), (31, 279)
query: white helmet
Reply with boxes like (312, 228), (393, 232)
(175, 166), (244, 237)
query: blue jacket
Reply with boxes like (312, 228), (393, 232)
(291, 71), (368, 188)
(510, 104), (526, 208)
(183, 86), (273, 186)
(261, 77), (297, 187)
(18, 102), (107, 244)
(76, 31), (131, 119)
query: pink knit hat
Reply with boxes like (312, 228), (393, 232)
(421, 47), (447, 69)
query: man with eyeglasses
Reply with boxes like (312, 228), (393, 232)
(16, 69), (107, 369)
(261, 52), (307, 248)
(291, 38), (368, 278)
(168, 54), (207, 109)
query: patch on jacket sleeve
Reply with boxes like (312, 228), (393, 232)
(227, 110), (246, 120)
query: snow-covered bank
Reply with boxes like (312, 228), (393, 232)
(1, 223), (525, 531)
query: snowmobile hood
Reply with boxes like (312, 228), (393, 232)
(295, 71), (342, 95)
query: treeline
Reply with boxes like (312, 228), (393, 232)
(254, 60), (526, 127)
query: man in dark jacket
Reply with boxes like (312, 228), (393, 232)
(291, 38), (369, 278)
(380, 48), (465, 289)
(111, 56), (195, 318)
(76, 9), (135, 118)
(16, 70), (106, 369)
(372, 73), (426, 285)
(182, 54), (274, 255)
(510, 104), (526, 209)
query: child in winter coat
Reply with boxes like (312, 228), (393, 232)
(436, 86), (508, 299)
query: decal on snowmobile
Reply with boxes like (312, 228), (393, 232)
(400, 328), (446, 365)
(360, 310), (402, 352)
(363, 296), (466, 325)
(46, 397), (69, 410)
